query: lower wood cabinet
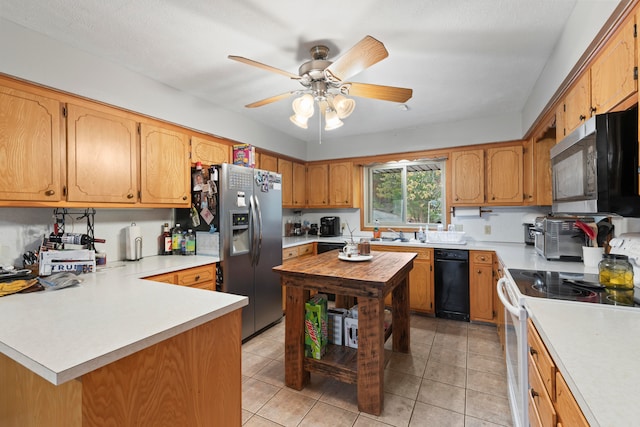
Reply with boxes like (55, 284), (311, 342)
(379, 245), (434, 314)
(282, 243), (315, 309)
(470, 251), (495, 323)
(145, 263), (216, 291)
(528, 319), (588, 427)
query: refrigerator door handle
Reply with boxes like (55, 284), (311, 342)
(254, 195), (263, 265)
(249, 194), (259, 266)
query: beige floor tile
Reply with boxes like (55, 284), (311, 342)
(467, 352), (507, 378)
(253, 359), (285, 388)
(241, 408), (253, 425)
(432, 333), (468, 352)
(244, 414), (284, 426)
(318, 379), (359, 413)
(353, 416), (396, 426)
(242, 336), (284, 360)
(242, 351), (272, 377)
(409, 327), (436, 345)
(468, 337), (502, 358)
(298, 401), (359, 427)
(411, 315), (438, 332)
(429, 346), (467, 368)
(465, 389), (513, 426)
(242, 377), (281, 414)
(424, 360), (467, 387)
(359, 392), (415, 427)
(466, 369), (509, 397)
(293, 374), (332, 400)
(384, 370), (422, 400)
(408, 341), (432, 360)
(257, 319), (285, 340)
(409, 401), (464, 427)
(416, 379), (466, 414)
(386, 351), (428, 377)
(257, 387), (316, 427)
(465, 415), (510, 427)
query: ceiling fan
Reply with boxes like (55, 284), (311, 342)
(228, 35), (413, 130)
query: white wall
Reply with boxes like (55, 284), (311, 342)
(0, 208), (173, 268)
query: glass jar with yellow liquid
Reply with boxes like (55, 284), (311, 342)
(598, 254), (634, 289)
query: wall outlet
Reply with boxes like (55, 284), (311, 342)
(484, 225), (491, 235)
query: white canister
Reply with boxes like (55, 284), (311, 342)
(125, 223), (142, 261)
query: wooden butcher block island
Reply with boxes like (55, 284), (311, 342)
(273, 250), (416, 416)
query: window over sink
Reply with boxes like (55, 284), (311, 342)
(363, 160), (445, 229)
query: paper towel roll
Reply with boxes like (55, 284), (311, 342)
(451, 207), (481, 217)
(125, 223), (142, 261)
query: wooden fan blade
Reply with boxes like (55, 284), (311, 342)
(343, 82), (413, 103)
(228, 55), (300, 80)
(245, 92), (295, 108)
(324, 35), (389, 82)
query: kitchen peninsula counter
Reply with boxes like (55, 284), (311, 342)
(0, 255), (246, 427)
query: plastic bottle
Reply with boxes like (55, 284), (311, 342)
(417, 226), (426, 242)
(161, 223), (172, 255)
(185, 229), (196, 255)
(172, 223), (183, 255)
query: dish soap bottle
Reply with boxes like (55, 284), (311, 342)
(417, 226), (426, 242)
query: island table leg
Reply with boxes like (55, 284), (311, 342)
(391, 276), (410, 353)
(356, 296), (385, 415)
(284, 284), (310, 389)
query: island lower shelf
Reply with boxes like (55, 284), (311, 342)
(303, 323), (393, 384)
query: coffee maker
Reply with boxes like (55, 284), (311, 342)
(320, 216), (341, 237)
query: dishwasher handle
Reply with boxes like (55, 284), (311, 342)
(497, 277), (522, 318)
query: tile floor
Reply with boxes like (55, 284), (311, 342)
(241, 314), (512, 427)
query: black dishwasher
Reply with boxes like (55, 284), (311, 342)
(434, 249), (470, 322)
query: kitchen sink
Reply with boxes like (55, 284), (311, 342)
(377, 237), (411, 243)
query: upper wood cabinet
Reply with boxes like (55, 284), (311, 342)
(555, 103), (566, 143)
(590, 15), (637, 115)
(306, 163), (329, 207)
(329, 162), (354, 207)
(0, 84), (64, 202)
(66, 104), (138, 203)
(139, 123), (190, 206)
(292, 162), (306, 207)
(485, 145), (523, 204)
(451, 149), (485, 205)
(523, 137), (554, 206)
(563, 72), (591, 136)
(278, 158), (293, 206)
(191, 136), (230, 165)
(258, 153), (278, 172)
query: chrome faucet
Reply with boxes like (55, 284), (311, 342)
(387, 228), (405, 240)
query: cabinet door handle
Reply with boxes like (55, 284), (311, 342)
(195, 275), (200, 281)
(127, 193), (134, 199)
(44, 190), (55, 196)
(530, 388), (539, 398)
(477, 269), (481, 274)
(182, 195), (188, 200)
(579, 114), (586, 121)
(529, 347), (537, 356)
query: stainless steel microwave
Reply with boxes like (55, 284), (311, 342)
(551, 106), (640, 217)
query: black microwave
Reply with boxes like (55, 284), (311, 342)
(551, 106), (640, 217)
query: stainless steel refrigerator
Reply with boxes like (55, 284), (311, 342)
(216, 163), (283, 340)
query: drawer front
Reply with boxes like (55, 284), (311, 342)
(375, 245), (432, 260)
(527, 320), (556, 398)
(297, 243), (314, 256)
(471, 251), (493, 265)
(283, 247), (299, 260)
(176, 265), (214, 287)
(556, 371), (589, 427)
(528, 353), (556, 427)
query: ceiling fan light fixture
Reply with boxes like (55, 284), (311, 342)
(290, 113), (309, 129)
(332, 94), (355, 119)
(324, 109), (344, 131)
(292, 94), (315, 117)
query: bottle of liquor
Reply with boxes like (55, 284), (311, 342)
(161, 223), (172, 255)
(48, 233), (106, 245)
(172, 223), (183, 255)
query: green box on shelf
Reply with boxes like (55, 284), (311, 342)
(304, 294), (328, 359)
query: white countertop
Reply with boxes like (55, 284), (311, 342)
(0, 255), (247, 385)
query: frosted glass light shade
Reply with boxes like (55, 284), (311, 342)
(324, 109), (343, 130)
(292, 94), (314, 117)
(332, 94), (355, 119)
(290, 114), (309, 129)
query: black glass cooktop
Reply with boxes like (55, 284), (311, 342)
(509, 269), (640, 307)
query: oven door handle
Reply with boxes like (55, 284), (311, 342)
(497, 277), (522, 318)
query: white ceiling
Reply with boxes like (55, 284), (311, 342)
(0, 1), (614, 143)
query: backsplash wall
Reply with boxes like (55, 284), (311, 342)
(0, 208), (173, 267)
